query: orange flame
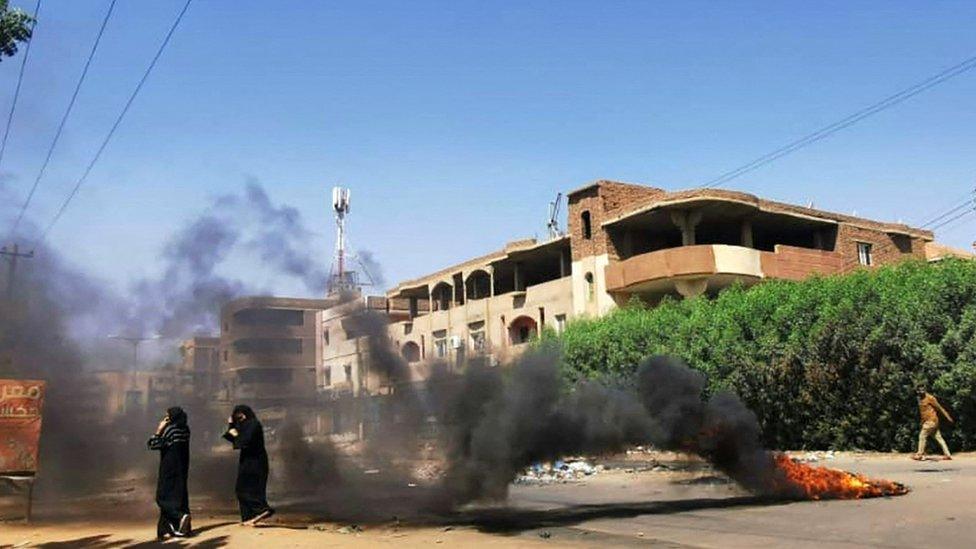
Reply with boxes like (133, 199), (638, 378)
(772, 454), (909, 500)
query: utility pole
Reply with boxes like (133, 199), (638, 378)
(108, 334), (162, 389)
(1, 243), (34, 301)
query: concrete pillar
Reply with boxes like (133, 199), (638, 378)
(622, 230), (634, 257)
(670, 210), (702, 246)
(741, 219), (754, 248)
(675, 278), (708, 299)
(489, 269), (495, 296)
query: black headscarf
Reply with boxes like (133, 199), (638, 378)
(232, 404), (256, 427)
(167, 406), (188, 428)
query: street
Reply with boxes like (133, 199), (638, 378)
(1, 452), (971, 548)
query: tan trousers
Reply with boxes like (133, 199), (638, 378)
(917, 421), (951, 457)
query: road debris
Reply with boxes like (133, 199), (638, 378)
(515, 458), (603, 485)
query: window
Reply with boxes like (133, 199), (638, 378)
(584, 272), (594, 300)
(470, 331), (486, 352)
(581, 211), (592, 239)
(323, 367), (332, 387)
(233, 308), (304, 326)
(555, 314), (567, 334)
(434, 338), (448, 358)
(233, 337), (303, 355)
(324, 329), (330, 346)
(344, 364), (352, 383)
(857, 242), (873, 266)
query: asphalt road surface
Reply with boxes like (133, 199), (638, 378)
(497, 453), (974, 548)
(1, 453), (972, 547)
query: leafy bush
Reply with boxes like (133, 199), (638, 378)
(555, 259), (976, 451)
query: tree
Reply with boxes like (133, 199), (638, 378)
(0, 0), (34, 61)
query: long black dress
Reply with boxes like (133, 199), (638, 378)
(222, 417), (274, 521)
(148, 420), (190, 537)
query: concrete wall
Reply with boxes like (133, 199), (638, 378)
(388, 275), (574, 370)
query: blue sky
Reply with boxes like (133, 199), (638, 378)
(1, 0), (975, 296)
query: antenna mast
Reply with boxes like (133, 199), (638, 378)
(547, 192), (564, 239)
(328, 186), (357, 295)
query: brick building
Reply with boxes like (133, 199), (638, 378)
(381, 180), (952, 373)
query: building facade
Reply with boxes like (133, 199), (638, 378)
(218, 296), (339, 407)
(177, 336), (221, 402)
(217, 180), (966, 439)
(382, 180), (940, 373)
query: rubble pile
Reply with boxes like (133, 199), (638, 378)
(514, 459), (604, 485)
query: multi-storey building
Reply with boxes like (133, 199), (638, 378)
(380, 180), (949, 372)
(218, 296), (339, 407)
(218, 180), (968, 439)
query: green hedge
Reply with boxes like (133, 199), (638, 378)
(553, 259), (976, 452)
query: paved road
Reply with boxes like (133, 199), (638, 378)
(498, 454), (974, 548)
(2, 453), (971, 547)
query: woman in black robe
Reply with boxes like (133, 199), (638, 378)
(222, 404), (275, 524)
(147, 406), (191, 539)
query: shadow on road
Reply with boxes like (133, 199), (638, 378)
(438, 495), (788, 535)
(33, 522), (235, 548)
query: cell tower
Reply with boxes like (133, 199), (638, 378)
(328, 186), (357, 295)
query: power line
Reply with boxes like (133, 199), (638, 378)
(934, 210), (975, 237)
(35, 0), (194, 248)
(841, 190), (976, 271)
(841, 191), (974, 270)
(0, 0), (41, 173)
(930, 207), (976, 233)
(914, 189), (976, 227)
(9, 0), (118, 240)
(699, 54), (976, 189)
(920, 199), (975, 229)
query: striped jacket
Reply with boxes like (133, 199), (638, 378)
(148, 423), (190, 450)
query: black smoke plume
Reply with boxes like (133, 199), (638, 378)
(276, 307), (794, 520)
(0, 178), (346, 503)
(129, 178), (330, 338)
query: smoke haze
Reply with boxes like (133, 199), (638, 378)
(263, 309), (799, 523)
(3, 175), (799, 519)
(0, 178), (360, 499)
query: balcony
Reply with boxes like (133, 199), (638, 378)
(605, 244), (842, 297)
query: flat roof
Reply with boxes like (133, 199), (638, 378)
(601, 187), (933, 239)
(387, 235), (570, 296)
